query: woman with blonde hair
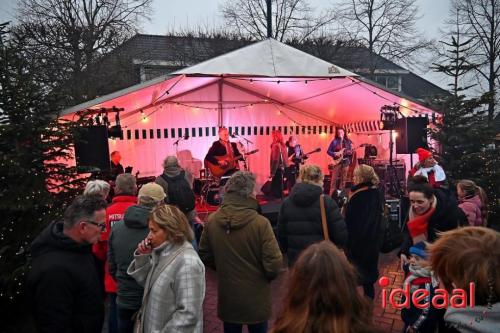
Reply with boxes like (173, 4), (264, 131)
(456, 179), (488, 226)
(270, 129), (289, 198)
(344, 164), (383, 299)
(127, 204), (205, 333)
(278, 164), (347, 266)
(271, 241), (379, 333)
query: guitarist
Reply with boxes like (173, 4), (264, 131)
(327, 128), (354, 192)
(270, 130), (289, 198)
(205, 127), (242, 176)
(285, 136), (305, 190)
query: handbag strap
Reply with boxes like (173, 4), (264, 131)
(320, 194), (329, 241)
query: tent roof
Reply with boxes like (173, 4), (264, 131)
(62, 39), (435, 123)
(173, 38), (356, 77)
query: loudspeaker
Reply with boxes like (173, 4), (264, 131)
(74, 126), (110, 173)
(395, 117), (428, 154)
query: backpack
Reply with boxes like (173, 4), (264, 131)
(161, 171), (196, 213)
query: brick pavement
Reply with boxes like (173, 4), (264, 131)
(203, 250), (406, 333)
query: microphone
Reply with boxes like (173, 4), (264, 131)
(183, 134), (190, 140)
(230, 133), (237, 138)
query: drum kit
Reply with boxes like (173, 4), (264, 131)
(197, 169), (230, 206)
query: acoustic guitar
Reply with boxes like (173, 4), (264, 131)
(205, 149), (259, 177)
(330, 148), (346, 166)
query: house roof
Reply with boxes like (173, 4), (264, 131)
(115, 34), (447, 99)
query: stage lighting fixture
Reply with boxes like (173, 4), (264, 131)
(380, 105), (399, 130)
(108, 125), (122, 139)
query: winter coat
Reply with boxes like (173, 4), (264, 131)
(127, 241), (205, 333)
(443, 302), (500, 333)
(458, 195), (485, 226)
(401, 272), (445, 332)
(278, 182), (348, 266)
(108, 204), (151, 311)
(198, 193), (283, 324)
(401, 189), (467, 255)
(26, 222), (104, 333)
(345, 186), (383, 285)
(93, 194), (137, 293)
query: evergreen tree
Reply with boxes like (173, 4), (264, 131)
(431, 35), (500, 227)
(0, 23), (87, 322)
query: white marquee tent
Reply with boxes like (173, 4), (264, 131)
(63, 38), (435, 187)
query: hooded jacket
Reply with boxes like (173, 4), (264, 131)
(108, 205), (151, 310)
(198, 193), (282, 324)
(278, 182), (348, 266)
(26, 222), (104, 333)
(458, 195), (485, 226)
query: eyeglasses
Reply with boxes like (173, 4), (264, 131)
(84, 220), (106, 232)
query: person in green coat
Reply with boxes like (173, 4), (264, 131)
(199, 171), (283, 333)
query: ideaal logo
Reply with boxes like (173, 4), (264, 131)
(378, 276), (475, 309)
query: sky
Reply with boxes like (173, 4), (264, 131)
(0, 0), (451, 87)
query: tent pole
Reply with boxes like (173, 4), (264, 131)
(218, 78), (223, 126)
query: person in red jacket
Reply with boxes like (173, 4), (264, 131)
(409, 148), (446, 188)
(93, 173), (137, 333)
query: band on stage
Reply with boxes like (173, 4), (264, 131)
(107, 126), (359, 201)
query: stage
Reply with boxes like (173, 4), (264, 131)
(195, 195), (283, 226)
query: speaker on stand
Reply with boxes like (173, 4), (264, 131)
(395, 117), (429, 154)
(74, 125), (110, 173)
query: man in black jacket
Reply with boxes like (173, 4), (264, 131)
(204, 127), (242, 176)
(27, 195), (108, 333)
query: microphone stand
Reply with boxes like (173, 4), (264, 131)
(231, 134), (253, 171)
(174, 136), (189, 155)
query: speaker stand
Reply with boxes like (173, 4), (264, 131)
(387, 129), (403, 198)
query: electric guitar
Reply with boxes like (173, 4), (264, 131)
(289, 147), (321, 163)
(205, 149), (259, 177)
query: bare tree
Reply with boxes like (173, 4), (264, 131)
(220, 0), (334, 42)
(15, 0), (152, 105)
(336, 0), (433, 74)
(452, 0), (500, 122)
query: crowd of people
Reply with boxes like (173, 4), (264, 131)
(25, 149), (497, 333)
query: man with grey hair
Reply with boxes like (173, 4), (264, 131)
(27, 195), (108, 333)
(108, 183), (165, 333)
(155, 155), (198, 239)
(199, 171), (282, 333)
(92, 173), (137, 333)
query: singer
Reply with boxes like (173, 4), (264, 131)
(204, 127), (242, 176)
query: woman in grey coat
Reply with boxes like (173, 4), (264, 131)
(128, 204), (205, 333)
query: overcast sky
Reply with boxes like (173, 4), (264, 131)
(0, 0), (450, 86)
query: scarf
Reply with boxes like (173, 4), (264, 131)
(407, 196), (437, 243)
(414, 164), (446, 182)
(403, 263), (432, 291)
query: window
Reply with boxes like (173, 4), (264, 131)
(375, 75), (401, 92)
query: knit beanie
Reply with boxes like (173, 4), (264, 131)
(409, 241), (428, 259)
